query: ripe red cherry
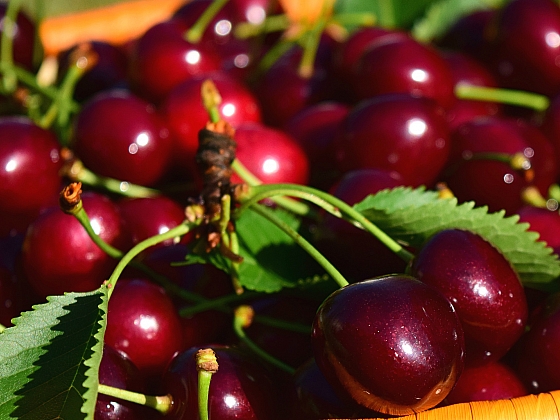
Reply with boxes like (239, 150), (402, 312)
(410, 229), (528, 367)
(0, 116), (62, 235)
(230, 122), (310, 185)
(72, 90), (173, 187)
(22, 192), (130, 299)
(104, 278), (184, 378)
(333, 93), (450, 187)
(164, 345), (283, 420)
(517, 205), (560, 256)
(312, 275), (465, 416)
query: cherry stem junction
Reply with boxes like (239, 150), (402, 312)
(97, 384), (173, 415)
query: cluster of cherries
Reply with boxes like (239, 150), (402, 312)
(3, 0), (560, 418)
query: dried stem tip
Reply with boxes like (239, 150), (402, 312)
(59, 182), (83, 214)
(196, 348), (219, 373)
(234, 305), (255, 329)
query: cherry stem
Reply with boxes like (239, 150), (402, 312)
(66, 158), (160, 198)
(197, 348), (218, 420)
(239, 183), (414, 263)
(234, 14), (290, 39)
(376, 0), (397, 28)
(250, 203), (349, 288)
(454, 83), (550, 111)
(257, 37), (297, 74)
(231, 158), (317, 218)
(97, 384), (173, 415)
(185, 0), (230, 44)
(0, 324), (6, 333)
(330, 12), (377, 28)
(106, 221), (197, 298)
(233, 305), (296, 374)
(298, 18), (326, 78)
(0, 0), (21, 93)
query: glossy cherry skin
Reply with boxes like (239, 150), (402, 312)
(164, 345), (283, 420)
(513, 292), (560, 393)
(0, 4), (39, 71)
(333, 94), (450, 187)
(22, 192), (130, 299)
(442, 116), (558, 215)
(96, 345), (149, 420)
(441, 361), (527, 406)
(487, 0), (560, 96)
(0, 116), (63, 235)
(127, 19), (221, 103)
(351, 36), (455, 108)
(312, 275), (465, 416)
(116, 195), (185, 249)
(72, 89), (173, 187)
(410, 229), (528, 367)
(160, 71), (262, 177)
(104, 278), (184, 378)
(230, 122), (310, 185)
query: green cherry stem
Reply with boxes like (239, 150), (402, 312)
(234, 14), (290, 39)
(454, 83), (550, 112)
(231, 158), (316, 218)
(250, 203), (349, 288)
(97, 384), (173, 415)
(196, 348), (218, 420)
(239, 183), (414, 263)
(106, 222), (196, 298)
(0, 0), (22, 93)
(0, 323), (6, 333)
(233, 305), (296, 375)
(185, 0), (230, 44)
(298, 18), (326, 78)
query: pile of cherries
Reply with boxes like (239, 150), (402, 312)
(4, 0), (560, 418)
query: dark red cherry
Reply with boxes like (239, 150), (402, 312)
(410, 229), (528, 367)
(517, 205), (560, 256)
(160, 71), (261, 178)
(72, 89), (173, 187)
(442, 116), (558, 215)
(442, 361), (527, 406)
(127, 19), (221, 103)
(22, 192), (130, 299)
(96, 345), (149, 420)
(333, 93), (450, 187)
(487, 0), (560, 96)
(312, 275), (465, 416)
(164, 345), (283, 420)
(117, 195), (185, 249)
(513, 292), (560, 393)
(0, 116), (62, 235)
(230, 122), (310, 185)
(351, 36), (455, 108)
(0, 4), (40, 71)
(104, 278), (184, 378)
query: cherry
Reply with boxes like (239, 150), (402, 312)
(127, 18), (221, 103)
(442, 116), (558, 215)
(116, 195), (186, 249)
(164, 345), (283, 420)
(410, 229), (528, 367)
(96, 345), (149, 420)
(22, 191), (130, 299)
(312, 274), (465, 416)
(57, 41), (129, 102)
(350, 36), (455, 108)
(333, 93), (450, 187)
(0, 4), (40, 71)
(282, 101), (349, 189)
(0, 116), (63, 236)
(517, 205), (560, 256)
(160, 71), (262, 178)
(486, 0), (560, 96)
(230, 122), (310, 185)
(104, 278), (184, 378)
(313, 168), (408, 282)
(513, 291), (560, 393)
(441, 361), (527, 406)
(72, 89), (173, 187)
(0, 265), (21, 327)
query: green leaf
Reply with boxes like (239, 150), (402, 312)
(354, 187), (560, 286)
(234, 207), (307, 292)
(410, 0), (505, 43)
(0, 286), (109, 420)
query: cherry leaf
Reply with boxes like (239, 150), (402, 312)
(0, 286), (108, 419)
(354, 186), (560, 287)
